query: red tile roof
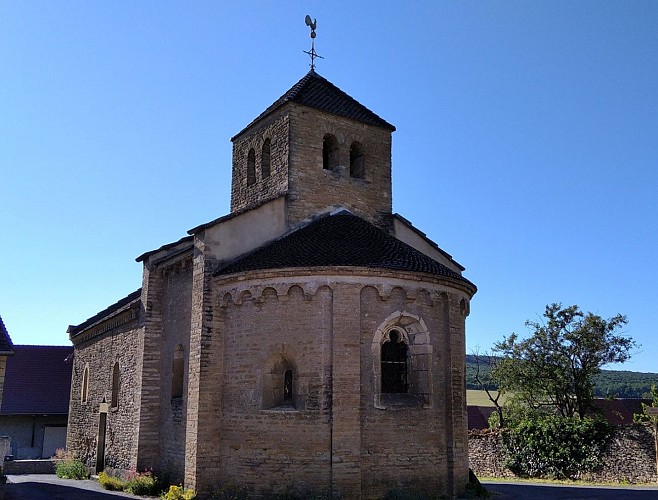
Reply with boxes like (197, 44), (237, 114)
(468, 406), (496, 429)
(0, 345), (73, 415)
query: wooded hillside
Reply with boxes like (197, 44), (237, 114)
(465, 354), (658, 398)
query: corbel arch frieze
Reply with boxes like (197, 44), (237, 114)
(365, 284), (441, 306)
(217, 282), (331, 307)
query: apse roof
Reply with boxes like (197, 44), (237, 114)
(232, 70), (396, 141)
(214, 211), (475, 290)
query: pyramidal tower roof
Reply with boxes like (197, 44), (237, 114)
(232, 70), (396, 141)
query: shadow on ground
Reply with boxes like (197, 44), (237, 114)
(484, 481), (658, 500)
(1, 478), (140, 500)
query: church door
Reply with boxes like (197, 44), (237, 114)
(96, 412), (107, 473)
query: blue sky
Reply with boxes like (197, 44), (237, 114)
(1, 2), (656, 373)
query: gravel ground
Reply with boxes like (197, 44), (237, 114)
(1, 474), (151, 500)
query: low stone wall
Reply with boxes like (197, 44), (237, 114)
(2, 459), (56, 475)
(469, 424), (658, 484)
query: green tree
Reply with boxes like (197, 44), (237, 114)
(493, 303), (635, 418)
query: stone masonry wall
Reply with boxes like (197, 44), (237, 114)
(359, 285), (470, 498)
(157, 258), (193, 485)
(287, 104), (392, 229)
(207, 269), (474, 498)
(469, 425), (658, 483)
(213, 283), (334, 495)
(231, 113), (290, 213)
(67, 317), (142, 471)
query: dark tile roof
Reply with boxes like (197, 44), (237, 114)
(0, 315), (14, 354)
(393, 213), (465, 272)
(214, 211), (476, 290)
(68, 289), (142, 337)
(232, 71), (395, 141)
(135, 235), (194, 263)
(0, 345), (73, 415)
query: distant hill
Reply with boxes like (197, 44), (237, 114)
(465, 354), (658, 399)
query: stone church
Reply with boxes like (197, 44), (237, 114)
(66, 69), (477, 498)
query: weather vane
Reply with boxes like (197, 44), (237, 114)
(303, 15), (323, 71)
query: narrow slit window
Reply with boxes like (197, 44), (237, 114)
(349, 141), (365, 179)
(172, 344), (184, 399)
(261, 139), (271, 179)
(247, 148), (256, 186)
(381, 330), (408, 393)
(110, 362), (119, 409)
(81, 365), (89, 403)
(322, 134), (339, 171)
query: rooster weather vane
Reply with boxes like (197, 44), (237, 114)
(303, 15), (323, 71)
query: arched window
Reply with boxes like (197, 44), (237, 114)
(246, 148), (256, 186)
(322, 134), (339, 171)
(81, 365), (89, 403)
(349, 141), (365, 179)
(171, 344), (184, 399)
(261, 139), (271, 179)
(110, 362), (119, 409)
(381, 330), (408, 393)
(262, 354), (296, 409)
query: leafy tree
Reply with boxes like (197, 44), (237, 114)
(492, 303), (636, 418)
(634, 384), (658, 424)
(471, 347), (506, 427)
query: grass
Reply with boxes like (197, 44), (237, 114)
(467, 390), (508, 407)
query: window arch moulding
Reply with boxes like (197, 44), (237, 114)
(371, 311), (432, 409)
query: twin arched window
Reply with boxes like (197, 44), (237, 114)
(246, 138), (272, 186)
(322, 135), (366, 179)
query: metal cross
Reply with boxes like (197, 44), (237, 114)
(303, 15), (324, 71)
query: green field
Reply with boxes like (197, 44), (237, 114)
(467, 389), (507, 407)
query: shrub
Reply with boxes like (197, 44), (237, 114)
(162, 484), (197, 500)
(98, 470), (125, 491)
(54, 456), (89, 480)
(503, 415), (612, 479)
(124, 469), (159, 496)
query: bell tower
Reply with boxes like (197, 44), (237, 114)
(229, 70), (396, 229)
